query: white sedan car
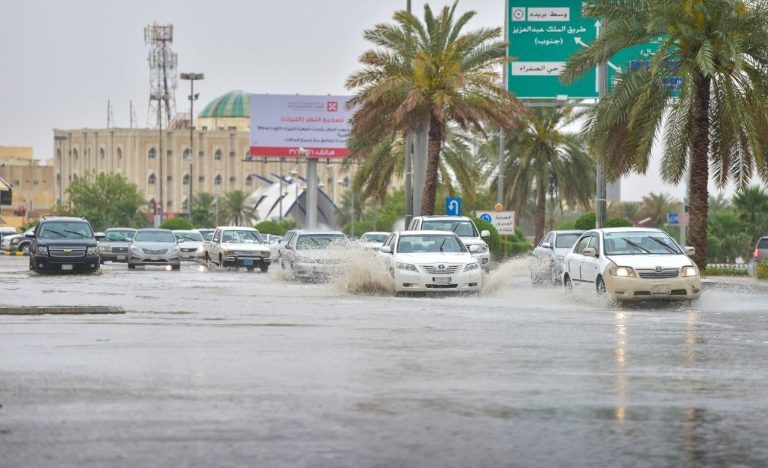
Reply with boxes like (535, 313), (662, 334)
(378, 231), (482, 293)
(562, 228), (701, 301)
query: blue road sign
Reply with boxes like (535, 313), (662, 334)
(480, 213), (493, 223)
(667, 212), (679, 225)
(445, 197), (462, 216)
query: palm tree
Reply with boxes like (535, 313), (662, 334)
(637, 192), (679, 227)
(708, 193), (731, 213)
(487, 107), (594, 244)
(608, 201), (640, 222)
(348, 129), (482, 207)
(732, 185), (768, 245)
(346, 1), (522, 215)
(562, 0), (768, 268)
(220, 190), (254, 226)
(192, 192), (217, 228)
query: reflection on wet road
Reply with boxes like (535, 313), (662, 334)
(1, 256), (767, 467)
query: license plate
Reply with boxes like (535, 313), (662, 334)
(652, 284), (671, 295)
(117, 255), (126, 260)
(150, 257), (160, 261)
(61, 264), (73, 271)
(433, 276), (452, 284)
(243, 258), (254, 266)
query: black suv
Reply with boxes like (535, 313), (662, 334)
(27, 216), (103, 273)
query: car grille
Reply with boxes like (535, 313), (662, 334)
(49, 247), (86, 258)
(112, 247), (128, 253)
(142, 248), (168, 255)
(233, 251), (262, 257)
(181, 248), (197, 252)
(638, 269), (679, 279)
(421, 265), (460, 274)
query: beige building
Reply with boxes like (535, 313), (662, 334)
(0, 146), (55, 226)
(54, 90), (346, 216)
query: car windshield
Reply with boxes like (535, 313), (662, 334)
(758, 238), (768, 249)
(421, 220), (478, 237)
(104, 230), (135, 242)
(604, 231), (683, 255)
(556, 233), (581, 249)
(174, 231), (203, 242)
(134, 230), (176, 243)
(221, 230), (263, 244)
(201, 231), (214, 241)
(361, 233), (388, 243)
(38, 222), (93, 240)
(297, 234), (348, 250)
(397, 234), (466, 253)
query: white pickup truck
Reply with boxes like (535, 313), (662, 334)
(203, 226), (272, 272)
(407, 216), (491, 271)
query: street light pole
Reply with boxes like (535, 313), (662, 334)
(404, 0), (413, 226)
(180, 73), (204, 222)
(595, 18), (608, 228)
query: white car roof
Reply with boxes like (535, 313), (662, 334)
(398, 230), (461, 236)
(592, 227), (663, 233)
(216, 226), (258, 231)
(361, 231), (390, 236)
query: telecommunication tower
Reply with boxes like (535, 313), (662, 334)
(144, 23), (178, 128)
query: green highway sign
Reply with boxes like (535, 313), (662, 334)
(507, 1), (664, 100)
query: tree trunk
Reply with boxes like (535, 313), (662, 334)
(420, 115), (443, 216)
(688, 76), (711, 269)
(534, 178), (547, 245)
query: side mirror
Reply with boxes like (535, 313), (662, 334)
(286, 244), (294, 251)
(380, 246), (392, 254)
(25, 232), (35, 239)
(480, 230), (491, 239)
(178, 238), (185, 244)
(685, 246), (696, 256)
(582, 247), (597, 258)
(94, 232), (105, 240)
(541, 242), (552, 249)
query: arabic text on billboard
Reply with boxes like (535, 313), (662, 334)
(249, 94), (353, 158)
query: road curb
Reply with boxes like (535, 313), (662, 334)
(2, 251), (25, 256)
(0, 306), (125, 315)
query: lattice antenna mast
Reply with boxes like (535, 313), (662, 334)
(144, 23), (178, 128)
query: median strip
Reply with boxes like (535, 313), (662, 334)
(0, 306), (125, 315)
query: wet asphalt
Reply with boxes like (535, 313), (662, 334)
(1, 255), (767, 467)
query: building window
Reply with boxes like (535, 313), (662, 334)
(229, 151), (236, 158)
(199, 151), (204, 159)
(33, 180), (39, 185)
(214, 175), (222, 185)
(245, 175), (253, 185)
(167, 176), (173, 182)
(229, 176), (236, 185)
(183, 174), (190, 185)
(99, 147), (105, 160)
(167, 150), (173, 157)
(148, 148), (157, 160)
(72, 173), (78, 180)
(198, 176), (205, 183)
(117, 147), (123, 160)
(148, 174), (156, 185)
(12, 180), (20, 187)
(228, 126), (238, 131)
(73, 148), (79, 160)
(214, 149), (223, 161)
(183, 148), (192, 160)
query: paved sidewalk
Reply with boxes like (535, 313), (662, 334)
(702, 275), (768, 292)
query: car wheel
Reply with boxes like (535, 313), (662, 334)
(28, 256), (34, 271)
(260, 264), (269, 273)
(21, 244), (30, 256)
(128, 263), (136, 270)
(563, 274), (573, 292)
(596, 276), (607, 296)
(172, 264), (181, 271)
(218, 254), (223, 267)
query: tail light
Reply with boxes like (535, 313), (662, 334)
(755, 248), (760, 258)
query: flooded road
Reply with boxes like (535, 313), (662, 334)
(1, 256), (767, 467)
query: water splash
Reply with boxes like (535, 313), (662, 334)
(330, 247), (394, 295)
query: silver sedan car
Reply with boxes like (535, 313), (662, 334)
(128, 229), (181, 270)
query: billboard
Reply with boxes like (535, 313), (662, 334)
(249, 94), (353, 158)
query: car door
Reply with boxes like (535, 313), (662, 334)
(567, 233), (592, 285)
(210, 229), (222, 261)
(579, 233), (601, 284)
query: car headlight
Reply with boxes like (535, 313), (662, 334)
(297, 256), (317, 264)
(195, 246), (204, 253)
(396, 262), (418, 272)
(681, 265), (699, 277)
(10, 238), (19, 245)
(475, 244), (488, 253)
(86, 246), (99, 255)
(100, 245), (111, 252)
(609, 266), (636, 278)
(37, 246), (48, 255)
(464, 262), (480, 272)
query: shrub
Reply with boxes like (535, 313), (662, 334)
(160, 217), (194, 230)
(556, 220), (577, 230)
(758, 260), (768, 280)
(473, 218), (531, 260)
(254, 220), (284, 236)
(574, 212), (596, 230)
(604, 217), (634, 228)
(703, 267), (749, 277)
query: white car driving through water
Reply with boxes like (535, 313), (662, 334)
(377, 231), (482, 293)
(281, 230), (349, 281)
(562, 228), (701, 302)
(407, 216), (491, 271)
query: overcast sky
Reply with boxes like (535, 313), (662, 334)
(0, 0), (756, 202)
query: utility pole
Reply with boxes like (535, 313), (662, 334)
(595, 18), (608, 228)
(404, 0), (413, 226)
(180, 73), (204, 221)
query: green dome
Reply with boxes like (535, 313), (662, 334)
(198, 90), (249, 118)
